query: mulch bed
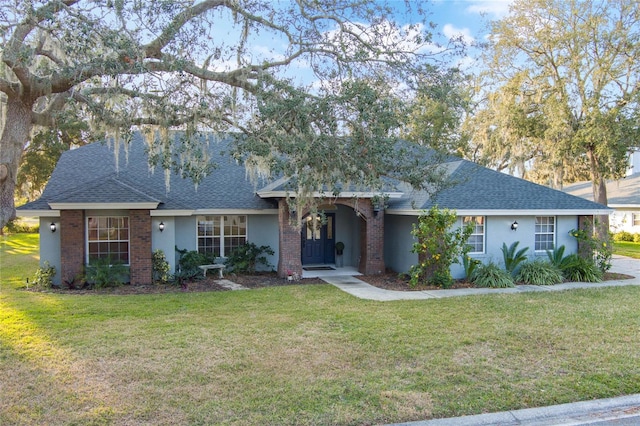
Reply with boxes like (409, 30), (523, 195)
(25, 270), (634, 295)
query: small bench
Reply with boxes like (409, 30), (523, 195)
(198, 264), (225, 279)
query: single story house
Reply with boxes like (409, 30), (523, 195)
(18, 133), (611, 285)
(563, 174), (640, 234)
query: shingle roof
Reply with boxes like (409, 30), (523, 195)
(388, 160), (610, 213)
(18, 132), (609, 214)
(563, 174), (640, 207)
(19, 134), (277, 212)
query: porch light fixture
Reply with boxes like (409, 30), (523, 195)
(158, 221), (165, 232)
(511, 221), (518, 231)
(50, 222), (57, 233)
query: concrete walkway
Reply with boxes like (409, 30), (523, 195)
(321, 255), (640, 301)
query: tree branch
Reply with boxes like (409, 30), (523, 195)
(2, 0), (79, 95)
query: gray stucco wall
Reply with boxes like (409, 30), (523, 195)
(162, 214), (279, 272)
(385, 214), (581, 279)
(247, 214), (279, 271)
(335, 204), (360, 267)
(39, 216), (61, 285)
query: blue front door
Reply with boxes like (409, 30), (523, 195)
(301, 214), (335, 265)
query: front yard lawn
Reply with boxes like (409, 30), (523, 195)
(2, 233), (640, 425)
(614, 241), (640, 259)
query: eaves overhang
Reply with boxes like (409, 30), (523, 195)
(386, 208), (613, 216)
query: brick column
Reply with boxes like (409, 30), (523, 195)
(129, 210), (152, 285)
(577, 215), (594, 259)
(359, 199), (385, 275)
(60, 210), (85, 283)
(277, 199), (302, 278)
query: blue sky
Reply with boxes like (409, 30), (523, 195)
(428, 0), (513, 43)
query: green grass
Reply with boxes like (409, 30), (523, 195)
(613, 241), (640, 259)
(2, 233), (640, 425)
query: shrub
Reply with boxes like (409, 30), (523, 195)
(85, 258), (129, 288)
(570, 222), (612, 273)
(633, 233), (640, 243)
(409, 206), (473, 288)
(33, 261), (56, 288)
(501, 241), (529, 275)
(175, 247), (215, 281)
(546, 245), (579, 271)
(462, 255), (481, 281)
(3, 219), (39, 234)
(613, 231), (633, 242)
(472, 262), (515, 288)
(561, 254), (602, 282)
(225, 243), (275, 274)
(516, 260), (563, 285)
(152, 249), (171, 283)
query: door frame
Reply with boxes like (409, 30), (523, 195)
(300, 213), (336, 265)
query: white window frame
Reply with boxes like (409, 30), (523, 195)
(463, 216), (485, 254)
(86, 216), (130, 265)
(535, 216), (556, 252)
(197, 215), (247, 257)
(633, 213), (640, 226)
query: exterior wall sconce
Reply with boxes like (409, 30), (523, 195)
(511, 220), (519, 231)
(158, 221), (165, 232)
(50, 222), (57, 233)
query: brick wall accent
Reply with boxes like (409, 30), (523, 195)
(577, 215), (594, 258)
(60, 210), (85, 283)
(129, 210), (152, 285)
(277, 199), (302, 278)
(355, 198), (385, 275)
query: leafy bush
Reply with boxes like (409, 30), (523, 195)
(33, 261), (56, 288)
(546, 245), (579, 271)
(175, 247), (215, 281)
(613, 231), (634, 242)
(85, 258), (129, 288)
(501, 241), (529, 275)
(516, 260), (563, 285)
(472, 262), (515, 288)
(462, 255), (481, 281)
(152, 249), (171, 283)
(570, 224), (612, 273)
(561, 254), (602, 282)
(634, 233), (640, 243)
(409, 206), (473, 288)
(429, 269), (455, 289)
(3, 219), (39, 234)
(225, 243), (275, 274)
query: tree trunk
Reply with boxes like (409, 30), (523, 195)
(0, 98), (33, 229)
(587, 148), (610, 241)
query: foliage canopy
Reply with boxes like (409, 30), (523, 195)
(468, 0), (640, 206)
(0, 0), (465, 227)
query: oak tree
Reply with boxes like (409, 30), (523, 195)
(469, 0), (640, 203)
(0, 0), (463, 227)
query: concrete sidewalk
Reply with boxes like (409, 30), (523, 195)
(321, 255), (640, 302)
(392, 393), (640, 425)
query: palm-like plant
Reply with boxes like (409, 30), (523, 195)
(501, 241), (529, 275)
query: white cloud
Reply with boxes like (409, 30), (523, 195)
(465, 0), (514, 18)
(443, 24), (475, 44)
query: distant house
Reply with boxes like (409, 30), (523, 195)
(18, 133), (610, 285)
(563, 174), (640, 233)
